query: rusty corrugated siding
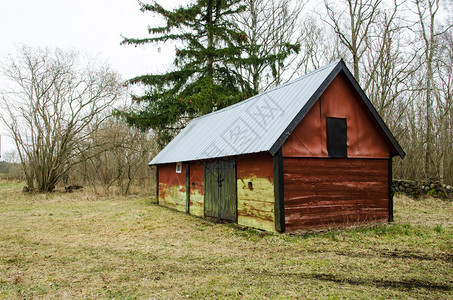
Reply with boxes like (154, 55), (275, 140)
(283, 158), (389, 231)
(282, 74), (391, 158)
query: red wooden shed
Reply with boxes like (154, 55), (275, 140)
(150, 59), (405, 232)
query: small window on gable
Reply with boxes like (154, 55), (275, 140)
(176, 162), (182, 173)
(326, 117), (347, 158)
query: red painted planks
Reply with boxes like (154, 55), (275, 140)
(283, 158), (389, 231)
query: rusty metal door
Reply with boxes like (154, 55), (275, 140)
(204, 159), (237, 222)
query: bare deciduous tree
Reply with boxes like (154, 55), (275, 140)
(232, 0), (307, 92)
(435, 31), (453, 183)
(413, 0), (452, 180)
(362, 1), (415, 124)
(0, 47), (123, 192)
(77, 118), (156, 195)
(323, 0), (412, 141)
(324, 0), (385, 82)
(295, 15), (345, 76)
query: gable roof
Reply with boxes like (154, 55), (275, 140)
(150, 59), (405, 165)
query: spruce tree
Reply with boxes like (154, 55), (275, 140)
(119, 0), (253, 146)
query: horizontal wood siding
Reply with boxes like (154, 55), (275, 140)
(237, 152), (275, 232)
(158, 163), (186, 212)
(189, 162), (204, 217)
(284, 158), (388, 231)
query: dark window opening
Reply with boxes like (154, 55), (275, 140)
(326, 117), (347, 158)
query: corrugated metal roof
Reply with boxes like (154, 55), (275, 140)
(150, 59), (404, 165)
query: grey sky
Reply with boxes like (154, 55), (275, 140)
(1, 0), (450, 158)
(0, 0), (185, 157)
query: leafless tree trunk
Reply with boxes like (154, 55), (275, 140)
(0, 47), (123, 192)
(362, 1), (415, 123)
(232, 0), (307, 92)
(294, 16), (345, 77)
(324, 0), (383, 82)
(435, 32), (453, 183)
(414, 0), (452, 181)
(323, 0), (412, 144)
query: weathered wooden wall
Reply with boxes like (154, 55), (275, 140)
(283, 158), (389, 231)
(158, 163), (187, 212)
(237, 152), (275, 232)
(156, 73), (395, 232)
(189, 162), (204, 217)
(283, 74), (392, 158)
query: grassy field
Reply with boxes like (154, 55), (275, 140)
(0, 180), (451, 299)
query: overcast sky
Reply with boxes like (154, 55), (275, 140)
(1, 0), (451, 158)
(0, 0), (189, 158)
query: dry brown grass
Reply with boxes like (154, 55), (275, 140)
(0, 181), (452, 299)
(395, 193), (453, 226)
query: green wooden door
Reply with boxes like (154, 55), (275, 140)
(204, 159), (237, 222)
(218, 159), (237, 221)
(204, 161), (220, 218)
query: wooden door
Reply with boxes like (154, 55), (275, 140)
(204, 159), (237, 222)
(204, 161), (220, 218)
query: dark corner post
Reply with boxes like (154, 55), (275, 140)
(273, 148), (285, 232)
(186, 162), (190, 214)
(388, 157), (393, 222)
(155, 165), (159, 205)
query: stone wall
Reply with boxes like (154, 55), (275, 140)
(392, 179), (453, 198)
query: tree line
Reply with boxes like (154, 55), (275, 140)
(0, 48), (156, 193)
(1, 0), (452, 192)
(120, 0), (452, 184)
